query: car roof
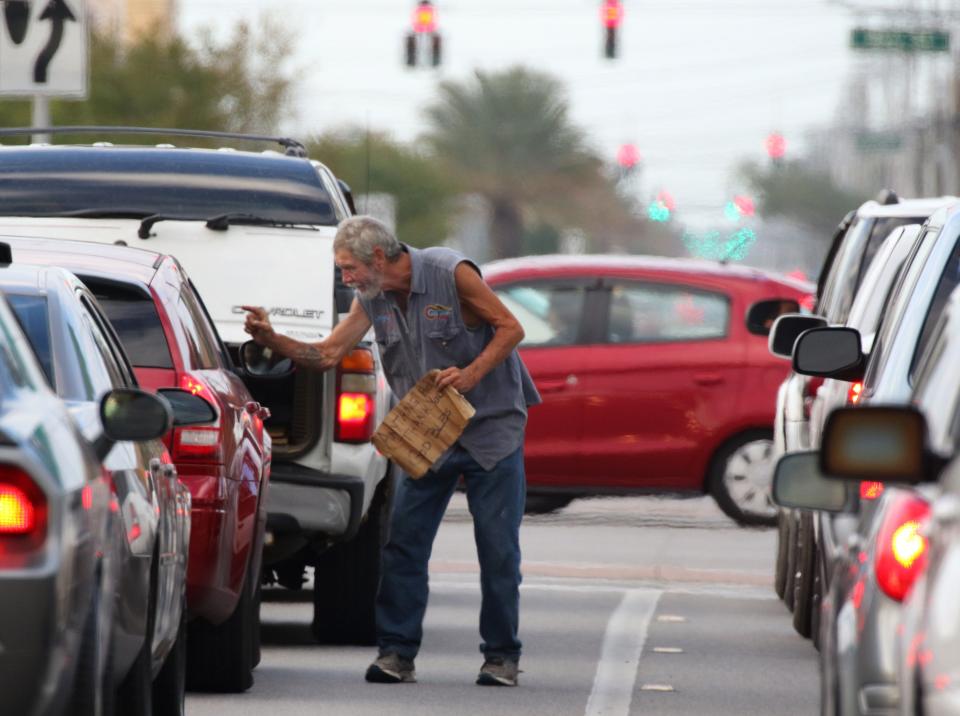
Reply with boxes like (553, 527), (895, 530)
(0, 261), (70, 293)
(482, 254), (813, 291)
(856, 196), (959, 219)
(0, 236), (163, 286)
(0, 145), (338, 225)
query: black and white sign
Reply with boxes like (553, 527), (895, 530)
(0, 0), (87, 96)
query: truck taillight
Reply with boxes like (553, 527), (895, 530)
(875, 494), (930, 602)
(336, 348), (376, 443)
(847, 381), (863, 405)
(0, 465), (46, 551)
(173, 373), (222, 462)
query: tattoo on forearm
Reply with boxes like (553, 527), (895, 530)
(291, 344), (328, 370)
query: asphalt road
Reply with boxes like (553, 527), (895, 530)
(188, 495), (817, 715)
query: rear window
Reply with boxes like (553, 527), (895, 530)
(0, 148), (338, 226)
(87, 282), (174, 369)
(6, 294), (54, 386)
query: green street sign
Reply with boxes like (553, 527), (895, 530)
(851, 28), (950, 52)
(856, 130), (903, 153)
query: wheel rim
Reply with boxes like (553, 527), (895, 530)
(722, 438), (776, 520)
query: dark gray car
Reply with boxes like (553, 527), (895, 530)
(0, 262), (199, 715)
(0, 288), (172, 716)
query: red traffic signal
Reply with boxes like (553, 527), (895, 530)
(602, 0), (624, 29)
(733, 195), (755, 217)
(765, 132), (786, 161)
(412, 2), (437, 34)
(616, 143), (641, 170)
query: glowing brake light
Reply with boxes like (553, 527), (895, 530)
(0, 465), (47, 553)
(875, 494), (930, 602)
(0, 485), (35, 534)
(860, 481), (884, 500)
(336, 348), (376, 443)
(848, 381), (863, 405)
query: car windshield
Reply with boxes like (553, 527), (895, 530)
(6, 293), (54, 387)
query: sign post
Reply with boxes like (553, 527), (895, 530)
(0, 0), (88, 142)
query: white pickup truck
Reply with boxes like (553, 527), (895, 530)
(0, 129), (393, 644)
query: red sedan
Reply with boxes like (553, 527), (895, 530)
(8, 237), (270, 692)
(485, 255), (813, 525)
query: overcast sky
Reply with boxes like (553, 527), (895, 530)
(179, 1), (867, 229)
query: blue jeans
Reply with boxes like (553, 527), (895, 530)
(375, 445), (525, 661)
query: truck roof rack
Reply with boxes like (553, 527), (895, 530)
(0, 126), (308, 158)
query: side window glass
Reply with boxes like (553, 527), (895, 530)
(494, 284), (587, 347)
(78, 297), (128, 389)
(910, 237), (960, 378)
(174, 290), (220, 369)
(606, 283), (729, 343)
(180, 286), (223, 369)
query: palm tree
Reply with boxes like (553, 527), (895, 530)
(424, 67), (625, 259)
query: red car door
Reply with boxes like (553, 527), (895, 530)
(578, 277), (747, 490)
(492, 279), (593, 488)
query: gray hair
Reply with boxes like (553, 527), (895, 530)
(333, 216), (403, 265)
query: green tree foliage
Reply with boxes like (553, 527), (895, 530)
(0, 20), (294, 145)
(740, 160), (869, 238)
(423, 66), (640, 259)
(307, 131), (458, 248)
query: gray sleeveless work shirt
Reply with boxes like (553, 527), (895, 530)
(357, 245), (541, 471)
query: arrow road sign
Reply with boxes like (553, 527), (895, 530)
(4, 1), (30, 45)
(0, 0), (87, 96)
(35, 0), (77, 83)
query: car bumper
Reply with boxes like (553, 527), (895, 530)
(262, 462), (365, 564)
(0, 573), (62, 716)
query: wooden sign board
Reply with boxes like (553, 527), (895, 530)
(372, 370), (475, 478)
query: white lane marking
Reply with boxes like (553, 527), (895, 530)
(584, 589), (662, 716)
(652, 647), (684, 654)
(640, 684), (675, 692)
(657, 614), (687, 623)
(429, 578), (774, 600)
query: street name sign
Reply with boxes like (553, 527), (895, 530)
(0, 0), (88, 96)
(850, 28), (950, 53)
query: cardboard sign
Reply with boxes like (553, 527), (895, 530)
(372, 370), (475, 478)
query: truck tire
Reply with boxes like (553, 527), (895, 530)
(311, 474), (392, 645)
(186, 557), (256, 693)
(792, 510), (816, 638)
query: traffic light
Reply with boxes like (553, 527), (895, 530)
(765, 132), (786, 163)
(724, 195), (755, 222)
(616, 143), (641, 173)
(602, 0), (623, 59)
(412, 1), (437, 33)
(405, 2), (442, 68)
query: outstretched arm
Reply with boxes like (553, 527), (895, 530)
(242, 298), (372, 372)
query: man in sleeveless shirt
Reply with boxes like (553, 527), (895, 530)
(243, 216), (540, 687)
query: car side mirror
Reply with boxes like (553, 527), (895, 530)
(156, 388), (218, 426)
(94, 388), (173, 460)
(772, 451), (851, 512)
(820, 406), (938, 484)
(237, 340), (295, 379)
(746, 299), (802, 337)
(768, 314), (827, 359)
(793, 327), (865, 381)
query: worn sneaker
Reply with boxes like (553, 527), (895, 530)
(476, 656), (520, 687)
(365, 652), (416, 684)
